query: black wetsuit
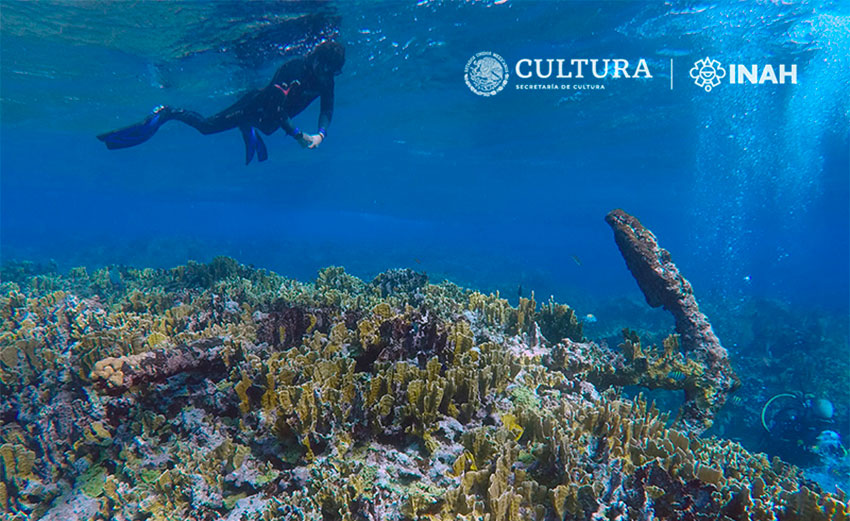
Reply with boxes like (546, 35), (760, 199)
(167, 57), (334, 138)
(97, 56), (336, 163)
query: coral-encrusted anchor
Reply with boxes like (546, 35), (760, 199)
(605, 208), (740, 433)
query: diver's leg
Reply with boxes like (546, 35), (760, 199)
(97, 91), (260, 149)
(167, 90), (261, 135)
(165, 108), (240, 135)
(173, 96), (268, 164)
(95, 103), (233, 149)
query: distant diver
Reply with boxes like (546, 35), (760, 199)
(760, 392), (843, 465)
(97, 41), (345, 164)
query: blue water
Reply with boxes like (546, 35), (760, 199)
(2, 0), (848, 319)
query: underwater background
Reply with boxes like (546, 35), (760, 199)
(1, 1), (849, 519)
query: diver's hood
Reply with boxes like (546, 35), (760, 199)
(308, 41), (345, 75)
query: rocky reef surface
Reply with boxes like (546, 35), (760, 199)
(0, 252), (847, 519)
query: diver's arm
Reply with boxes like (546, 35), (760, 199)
(301, 84), (334, 149)
(316, 84), (334, 138)
(279, 115), (302, 140)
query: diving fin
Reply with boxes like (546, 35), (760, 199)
(240, 126), (268, 164)
(256, 132), (268, 162)
(97, 106), (168, 150)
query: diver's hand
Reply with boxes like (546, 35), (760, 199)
(300, 133), (324, 149)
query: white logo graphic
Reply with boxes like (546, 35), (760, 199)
(465, 51), (509, 96)
(690, 57), (726, 92)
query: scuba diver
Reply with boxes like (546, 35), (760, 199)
(760, 392), (844, 466)
(97, 41), (345, 164)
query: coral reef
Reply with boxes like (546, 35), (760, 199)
(0, 257), (845, 520)
(605, 209), (740, 433)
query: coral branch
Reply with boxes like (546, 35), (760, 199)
(605, 209), (739, 432)
(90, 337), (225, 394)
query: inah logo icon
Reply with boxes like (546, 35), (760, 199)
(465, 51), (509, 96)
(690, 57), (726, 92)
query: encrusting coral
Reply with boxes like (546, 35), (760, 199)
(0, 256), (846, 521)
